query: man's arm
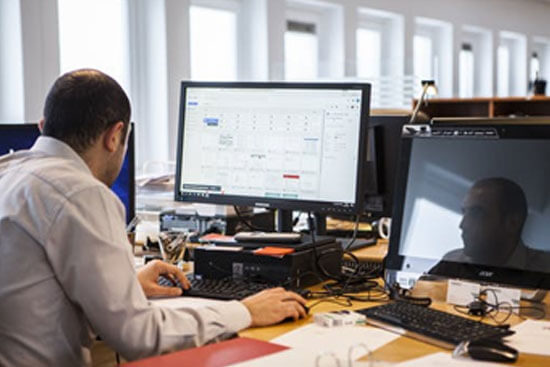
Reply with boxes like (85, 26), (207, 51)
(43, 185), (306, 361)
(137, 261), (308, 324)
(43, 186), (250, 360)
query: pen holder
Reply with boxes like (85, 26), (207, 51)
(158, 231), (188, 264)
(127, 231), (136, 253)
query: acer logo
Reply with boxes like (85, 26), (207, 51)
(479, 271), (494, 277)
(255, 202), (270, 208)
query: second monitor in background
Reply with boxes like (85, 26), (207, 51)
(0, 123), (135, 225)
(174, 81), (371, 232)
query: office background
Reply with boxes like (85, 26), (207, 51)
(2, 0), (550, 171)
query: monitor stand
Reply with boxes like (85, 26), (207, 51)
(276, 209), (293, 232)
(315, 213), (378, 251)
(313, 213), (327, 235)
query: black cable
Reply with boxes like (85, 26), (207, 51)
(387, 282), (432, 307)
(307, 212), (317, 245)
(476, 288), (546, 323)
(307, 297), (353, 310)
(344, 214), (362, 250)
(453, 288), (546, 326)
(233, 205), (271, 232)
(292, 211), (302, 227)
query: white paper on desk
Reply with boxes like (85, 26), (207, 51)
(229, 347), (381, 367)
(506, 319), (550, 356)
(395, 352), (508, 367)
(149, 296), (226, 310)
(272, 324), (399, 360)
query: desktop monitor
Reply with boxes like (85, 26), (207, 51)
(385, 121), (550, 291)
(174, 81), (371, 217)
(0, 123), (135, 224)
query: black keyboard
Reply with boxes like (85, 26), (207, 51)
(158, 276), (306, 300)
(357, 301), (515, 349)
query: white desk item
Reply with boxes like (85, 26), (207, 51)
(506, 320), (550, 356)
(272, 324), (399, 361)
(446, 280), (481, 306)
(481, 286), (521, 313)
(229, 344), (393, 367)
(395, 352), (508, 366)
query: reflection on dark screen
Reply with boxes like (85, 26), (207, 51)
(0, 124), (134, 224)
(398, 138), (550, 274)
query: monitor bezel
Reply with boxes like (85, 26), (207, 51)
(123, 123), (136, 224)
(385, 122), (550, 290)
(174, 81), (371, 215)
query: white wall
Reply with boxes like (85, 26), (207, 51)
(334, 0), (550, 96)
(0, 0), (24, 123)
(3, 0), (550, 166)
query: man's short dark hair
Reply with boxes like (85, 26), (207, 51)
(474, 177), (528, 223)
(42, 69), (131, 153)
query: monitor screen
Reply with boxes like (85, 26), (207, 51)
(175, 82), (371, 215)
(386, 123), (550, 290)
(0, 123), (135, 224)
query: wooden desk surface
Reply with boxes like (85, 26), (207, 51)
(351, 239), (388, 263)
(240, 279), (550, 366)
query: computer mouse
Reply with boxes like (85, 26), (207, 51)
(280, 303), (310, 324)
(467, 339), (518, 363)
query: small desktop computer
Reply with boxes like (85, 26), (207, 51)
(0, 123), (135, 224)
(385, 121), (550, 290)
(356, 120), (550, 352)
(174, 81), (371, 287)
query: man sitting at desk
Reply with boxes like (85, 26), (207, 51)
(434, 177), (550, 272)
(0, 69), (307, 367)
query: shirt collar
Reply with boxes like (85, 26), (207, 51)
(31, 136), (92, 176)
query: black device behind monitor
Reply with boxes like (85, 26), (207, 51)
(363, 115), (410, 218)
(385, 121), (550, 290)
(323, 115), (408, 249)
(0, 123), (135, 224)
(174, 81), (371, 231)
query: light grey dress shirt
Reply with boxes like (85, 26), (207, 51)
(0, 136), (251, 367)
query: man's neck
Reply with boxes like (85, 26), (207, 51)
(80, 148), (109, 185)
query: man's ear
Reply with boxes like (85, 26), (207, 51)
(103, 121), (125, 153)
(505, 214), (523, 234)
(38, 119), (45, 132)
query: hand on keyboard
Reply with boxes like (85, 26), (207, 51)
(156, 276), (309, 326)
(138, 260), (190, 297)
(241, 287), (308, 327)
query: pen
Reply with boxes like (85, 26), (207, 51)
(126, 216), (140, 233)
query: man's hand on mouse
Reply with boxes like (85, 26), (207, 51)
(241, 287), (308, 326)
(137, 260), (190, 297)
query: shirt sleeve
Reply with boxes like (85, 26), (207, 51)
(43, 185), (251, 361)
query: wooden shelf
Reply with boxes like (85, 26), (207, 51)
(413, 96), (550, 119)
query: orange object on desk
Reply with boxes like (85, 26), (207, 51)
(122, 337), (288, 367)
(253, 247), (295, 257)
